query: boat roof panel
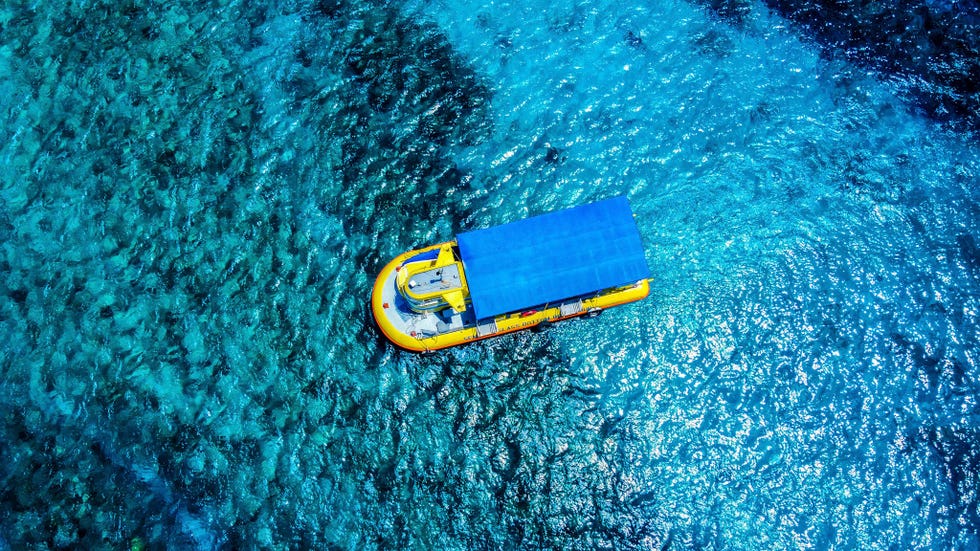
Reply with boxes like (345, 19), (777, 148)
(456, 196), (651, 320)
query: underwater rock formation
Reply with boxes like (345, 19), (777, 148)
(766, 0), (980, 132)
(693, 0), (980, 133)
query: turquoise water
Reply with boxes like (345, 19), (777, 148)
(1, 0), (979, 549)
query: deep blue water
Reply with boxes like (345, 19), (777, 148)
(1, 0), (979, 549)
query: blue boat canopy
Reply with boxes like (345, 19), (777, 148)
(456, 196), (651, 320)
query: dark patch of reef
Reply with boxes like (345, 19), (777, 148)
(695, 0), (980, 133)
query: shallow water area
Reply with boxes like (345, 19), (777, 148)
(1, 0), (979, 548)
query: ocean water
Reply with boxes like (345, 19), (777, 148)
(1, 0), (978, 549)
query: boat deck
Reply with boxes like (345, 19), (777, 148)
(407, 263), (463, 295)
(377, 260), (475, 339)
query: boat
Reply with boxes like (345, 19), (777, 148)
(371, 196), (651, 352)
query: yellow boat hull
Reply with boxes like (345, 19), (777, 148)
(371, 242), (650, 352)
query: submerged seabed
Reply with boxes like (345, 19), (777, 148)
(1, 0), (979, 548)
